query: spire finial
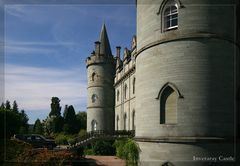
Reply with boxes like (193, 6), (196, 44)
(99, 23), (112, 56)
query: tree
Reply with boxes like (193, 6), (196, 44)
(33, 119), (43, 134)
(52, 116), (64, 133)
(49, 97), (61, 117)
(76, 111), (87, 131)
(2, 109), (22, 138)
(64, 105), (76, 124)
(43, 115), (64, 135)
(19, 110), (29, 133)
(63, 105), (68, 118)
(43, 117), (53, 136)
(5, 100), (11, 110)
(0, 102), (4, 110)
(12, 100), (18, 112)
(0, 101), (29, 138)
(63, 105), (76, 134)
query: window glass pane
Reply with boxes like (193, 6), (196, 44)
(171, 13), (178, 19)
(164, 7), (170, 15)
(166, 21), (171, 28)
(171, 19), (178, 26)
(171, 6), (177, 13)
(167, 15), (171, 21)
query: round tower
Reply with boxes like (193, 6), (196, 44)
(86, 24), (115, 132)
(135, 0), (238, 165)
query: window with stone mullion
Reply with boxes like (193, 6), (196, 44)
(163, 3), (178, 30)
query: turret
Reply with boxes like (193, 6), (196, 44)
(86, 24), (115, 132)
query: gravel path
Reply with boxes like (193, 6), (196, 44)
(85, 155), (126, 166)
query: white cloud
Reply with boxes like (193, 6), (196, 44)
(5, 63), (87, 115)
(6, 40), (79, 46)
(5, 40), (81, 55)
(5, 5), (27, 18)
(5, 45), (56, 55)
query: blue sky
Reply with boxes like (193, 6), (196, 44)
(4, 3), (136, 124)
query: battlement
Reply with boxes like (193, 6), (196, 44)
(86, 50), (115, 68)
(114, 35), (137, 85)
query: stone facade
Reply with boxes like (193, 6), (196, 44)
(114, 36), (137, 131)
(86, 0), (239, 165)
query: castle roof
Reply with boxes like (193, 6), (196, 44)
(99, 23), (112, 57)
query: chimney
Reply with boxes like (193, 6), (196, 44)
(116, 46), (121, 58)
(95, 41), (101, 55)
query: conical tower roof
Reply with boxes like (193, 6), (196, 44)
(99, 23), (112, 56)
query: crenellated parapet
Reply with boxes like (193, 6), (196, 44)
(114, 35), (137, 85)
(86, 43), (115, 68)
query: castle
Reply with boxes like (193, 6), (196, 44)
(86, 0), (239, 165)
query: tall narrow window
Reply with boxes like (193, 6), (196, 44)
(133, 78), (136, 94)
(124, 113), (127, 130)
(91, 94), (97, 103)
(92, 72), (96, 81)
(124, 84), (128, 99)
(160, 86), (177, 124)
(117, 90), (120, 102)
(116, 115), (119, 130)
(163, 0), (178, 31)
(132, 110), (135, 130)
(91, 120), (97, 131)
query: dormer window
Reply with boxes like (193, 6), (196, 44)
(163, 0), (178, 31)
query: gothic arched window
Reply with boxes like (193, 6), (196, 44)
(124, 113), (127, 130)
(132, 110), (135, 130)
(133, 78), (136, 94)
(92, 72), (96, 81)
(157, 83), (182, 124)
(124, 84), (128, 99)
(116, 115), (119, 130)
(117, 90), (120, 102)
(91, 120), (97, 131)
(160, 86), (177, 124)
(91, 94), (98, 103)
(162, 162), (174, 166)
(163, 0), (178, 31)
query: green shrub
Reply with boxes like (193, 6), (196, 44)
(124, 139), (141, 165)
(54, 133), (68, 145)
(114, 138), (140, 166)
(84, 148), (95, 155)
(92, 140), (115, 155)
(78, 129), (87, 138)
(114, 138), (128, 158)
(67, 138), (76, 146)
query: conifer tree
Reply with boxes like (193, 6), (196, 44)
(49, 97), (61, 117)
(33, 119), (43, 134)
(63, 105), (76, 134)
(5, 100), (11, 110)
(0, 103), (4, 110)
(12, 100), (18, 112)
